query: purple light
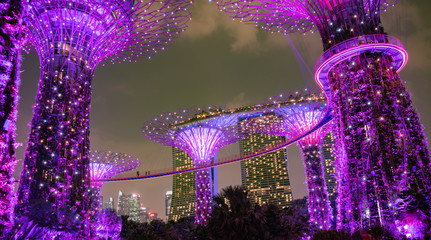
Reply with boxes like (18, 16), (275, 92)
(216, 0), (431, 233)
(398, 213), (427, 238)
(177, 128), (225, 162)
(15, 0), (192, 234)
(89, 150), (141, 189)
(142, 106), (245, 225)
(0, 1), (24, 232)
(245, 91), (333, 230)
(92, 209), (122, 240)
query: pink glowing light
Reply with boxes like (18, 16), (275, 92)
(142, 106), (246, 225)
(89, 150), (141, 188)
(315, 35), (408, 97)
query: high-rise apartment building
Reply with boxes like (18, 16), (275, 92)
(321, 132), (337, 211)
(169, 147), (217, 221)
(239, 127), (293, 208)
(116, 191), (141, 222)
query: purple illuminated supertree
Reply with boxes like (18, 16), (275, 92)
(216, 0), (431, 233)
(15, 0), (192, 233)
(89, 150), (141, 190)
(142, 106), (244, 225)
(0, 0), (24, 232)
(88, 150), (139, 239)
(244, 91), (333, 230)
(93, 208), (122, 240)
(88, 150), (140, 212)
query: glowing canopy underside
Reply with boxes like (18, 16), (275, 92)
(239, 91), (329, 145)
(142, 90), (329, 157)
(142, 106), (244, 158)
(89, 150), (141, 184)
(25, 0), (193, 67)
(216, 0), (397, 34)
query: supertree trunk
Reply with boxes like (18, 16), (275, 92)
(16, 56), (93, 231)
(329, 52), (431, 231)
(300, 144), (333, 230)
(331, 130), (354, 230)
(195, 165), (212, 225)
(0, 0), (23, 232)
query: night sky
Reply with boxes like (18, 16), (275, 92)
(15, 0), (431, 220)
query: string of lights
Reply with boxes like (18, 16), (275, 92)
(216, 0), (431, 235)
(15, 0), (193, 236)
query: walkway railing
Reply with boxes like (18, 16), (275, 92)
(315, 34), (404, 70)
(94, 108), (333, 182)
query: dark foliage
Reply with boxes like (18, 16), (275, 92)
(312, 229), (353, 240)
(206, 185), (310, 240)
(118, 185), (430, 239)
(120, 216), (180, 240)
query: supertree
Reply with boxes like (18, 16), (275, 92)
(88, 150), (141, 212)
(15, 0), (192, 234)
(0, 0), (24, 232)
(216, 0), (431, 233)
(142, 106), (245, 225)
(243, 91), (333, 230)
(89, 150), (141, 190)
(88, 150), (140, 239)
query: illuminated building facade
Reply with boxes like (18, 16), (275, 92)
(240, 132), (293, 208)
(102, 197), (115, 211)
(139, 206), (158, 223)
(165, 191), (172, 220)
(116, 191), (140, 222)
(142, 106), (238, 225)
(169, 147), (217, 222)
(129, 194), (141, 222)
(169, 147), (196, 222)
(117, 191), (129, 217)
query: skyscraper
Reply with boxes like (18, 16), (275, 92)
(239, 128), (293, 208)
(129, 194), (141, 222)
(169, 148), (196, 222)
(321, 132), (337, 212)
(165, 191), (172, 220)
(116, 191), (141, 222)
(169, 147), (217, 222)
(102, 197), (115, 211)
(117, 191), (129, 217)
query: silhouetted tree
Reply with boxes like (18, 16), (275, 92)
(207, 185), (266, 240)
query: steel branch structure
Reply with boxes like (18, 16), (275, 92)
(88, 150), (140, 231)
(243, 91), (333, 230)
(89, 150), (141, 189)
(16, 0), (192, 234)
(142, 106), (246, 225)
(216, 0), (431, 234)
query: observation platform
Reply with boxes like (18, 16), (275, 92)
(315, 34), (408, 96)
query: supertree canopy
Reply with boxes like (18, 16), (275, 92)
(243, 91), (333, 230)
(216, 0), (431, 233)
(88, 150), (139, 237)
(16, 0), (193, 233)
(0, 0), (25, 232)
(142, 106), (245, 225)
(89, 150), (141, 189)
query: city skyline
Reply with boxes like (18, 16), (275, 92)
(15, 0), (431, 220)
